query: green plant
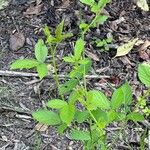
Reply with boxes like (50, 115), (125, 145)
(10, 0), (148, 149)
(135, 62), (150, 117)
(95, 37), (113, 51)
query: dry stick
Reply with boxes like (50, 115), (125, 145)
(0, 70), (110, 79)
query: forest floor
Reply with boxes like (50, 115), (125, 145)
(0, 0), (150, 149)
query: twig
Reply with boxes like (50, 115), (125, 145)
(0, 106), (31, 115)
(0, 70), (110, 79)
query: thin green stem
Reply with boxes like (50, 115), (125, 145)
(50, 44), (64, 100)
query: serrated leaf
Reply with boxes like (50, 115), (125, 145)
(80, 0), (95, 6)
(87, 90), (110, 110)
(138, 63), (150, 87)
(59, 79), (78, 95)
(70, 129), (91, 141)
(111, 82), (132, 109)
(11, 59), (39, 69)
(115, 38), (138, 57)
(121, 82), (132, 105)
(74, 38), (85, 60)
(69, 59), (92, 78)
(43, 25), (51, 37)
(63, 56), (75, 63)
(47, 99), (68, 109)
(35, 39), (48, 63)
(32, 109), (61, 125)
(0, 0), (9, 10)
(137, 0), (149, 11)
(36, 63), (48, 79)
(55, 20), (64, 40)
(74, 110), (89, 123)
(127, 112), (145, 122)
(60, 104), (75, 125)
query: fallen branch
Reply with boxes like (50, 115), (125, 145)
(0, 70), (110, 79)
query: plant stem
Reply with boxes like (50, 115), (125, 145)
(50, 44), (64, 100)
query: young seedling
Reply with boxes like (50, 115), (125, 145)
(95, 37), (113, 51)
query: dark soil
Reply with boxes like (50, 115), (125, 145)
(0, 0), (150, 149)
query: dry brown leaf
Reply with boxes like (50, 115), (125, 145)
(9, 32), (25, 51)
(138, 40), (150, 60)
(35, 123), (48, 132)
(139, 40), (150, 51)
(24, 4), (42, 15)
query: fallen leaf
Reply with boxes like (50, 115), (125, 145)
(9, 32), (25, 51)
(24, 4), (42, 15)
(35, 123), (48, 132)
(136, 0), (149, 11)
(0, 0), (9, 10)
(138, 40), (150, 60)
(114, 38), (138, 57)
(139, 40), (150, 51)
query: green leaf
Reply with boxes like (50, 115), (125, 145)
(74, 110), (89, 123)
(47, 99), (68, 109)
(92, 109), (108, 128)
(122, 82), (132, 105)
(114, 38), (138, 57)
(61, 33), (73, 39)
(35, 39), (48, 63)
(57, 123), (68, 134)
(91, 3), (99, 13)
(36, 63), (48, 79)
(107, 110), (119, 123)
(111, 82), (132, 109)
(74, 38), (85, 61)
(92, 15), (108, 27)
(55, 20), (64, 40)
(63, 56), (75, 63)
(138, 63), (150, 87)
(68, 90), (80, 105)
(60, 104), (75, 125)
(69, 59), (92, 78)
(59, 79), (78, 95)
(11, 59), (39, 69)
(127, 112), (145, 122)
(32, 109), (61, 125)
(80, 0), (95, 6)
(43, 25), (51, 37)
(70, 129), (91, 141)
(98, 0), (110, 9)
(87, 90), (110, 110)
(79, 23), (89, 30)
(136, 0), (149, 11)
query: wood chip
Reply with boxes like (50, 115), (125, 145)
(24, 4), (43, 15)
(86, 51), (100, 61)
(9, 32), (25, 51)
